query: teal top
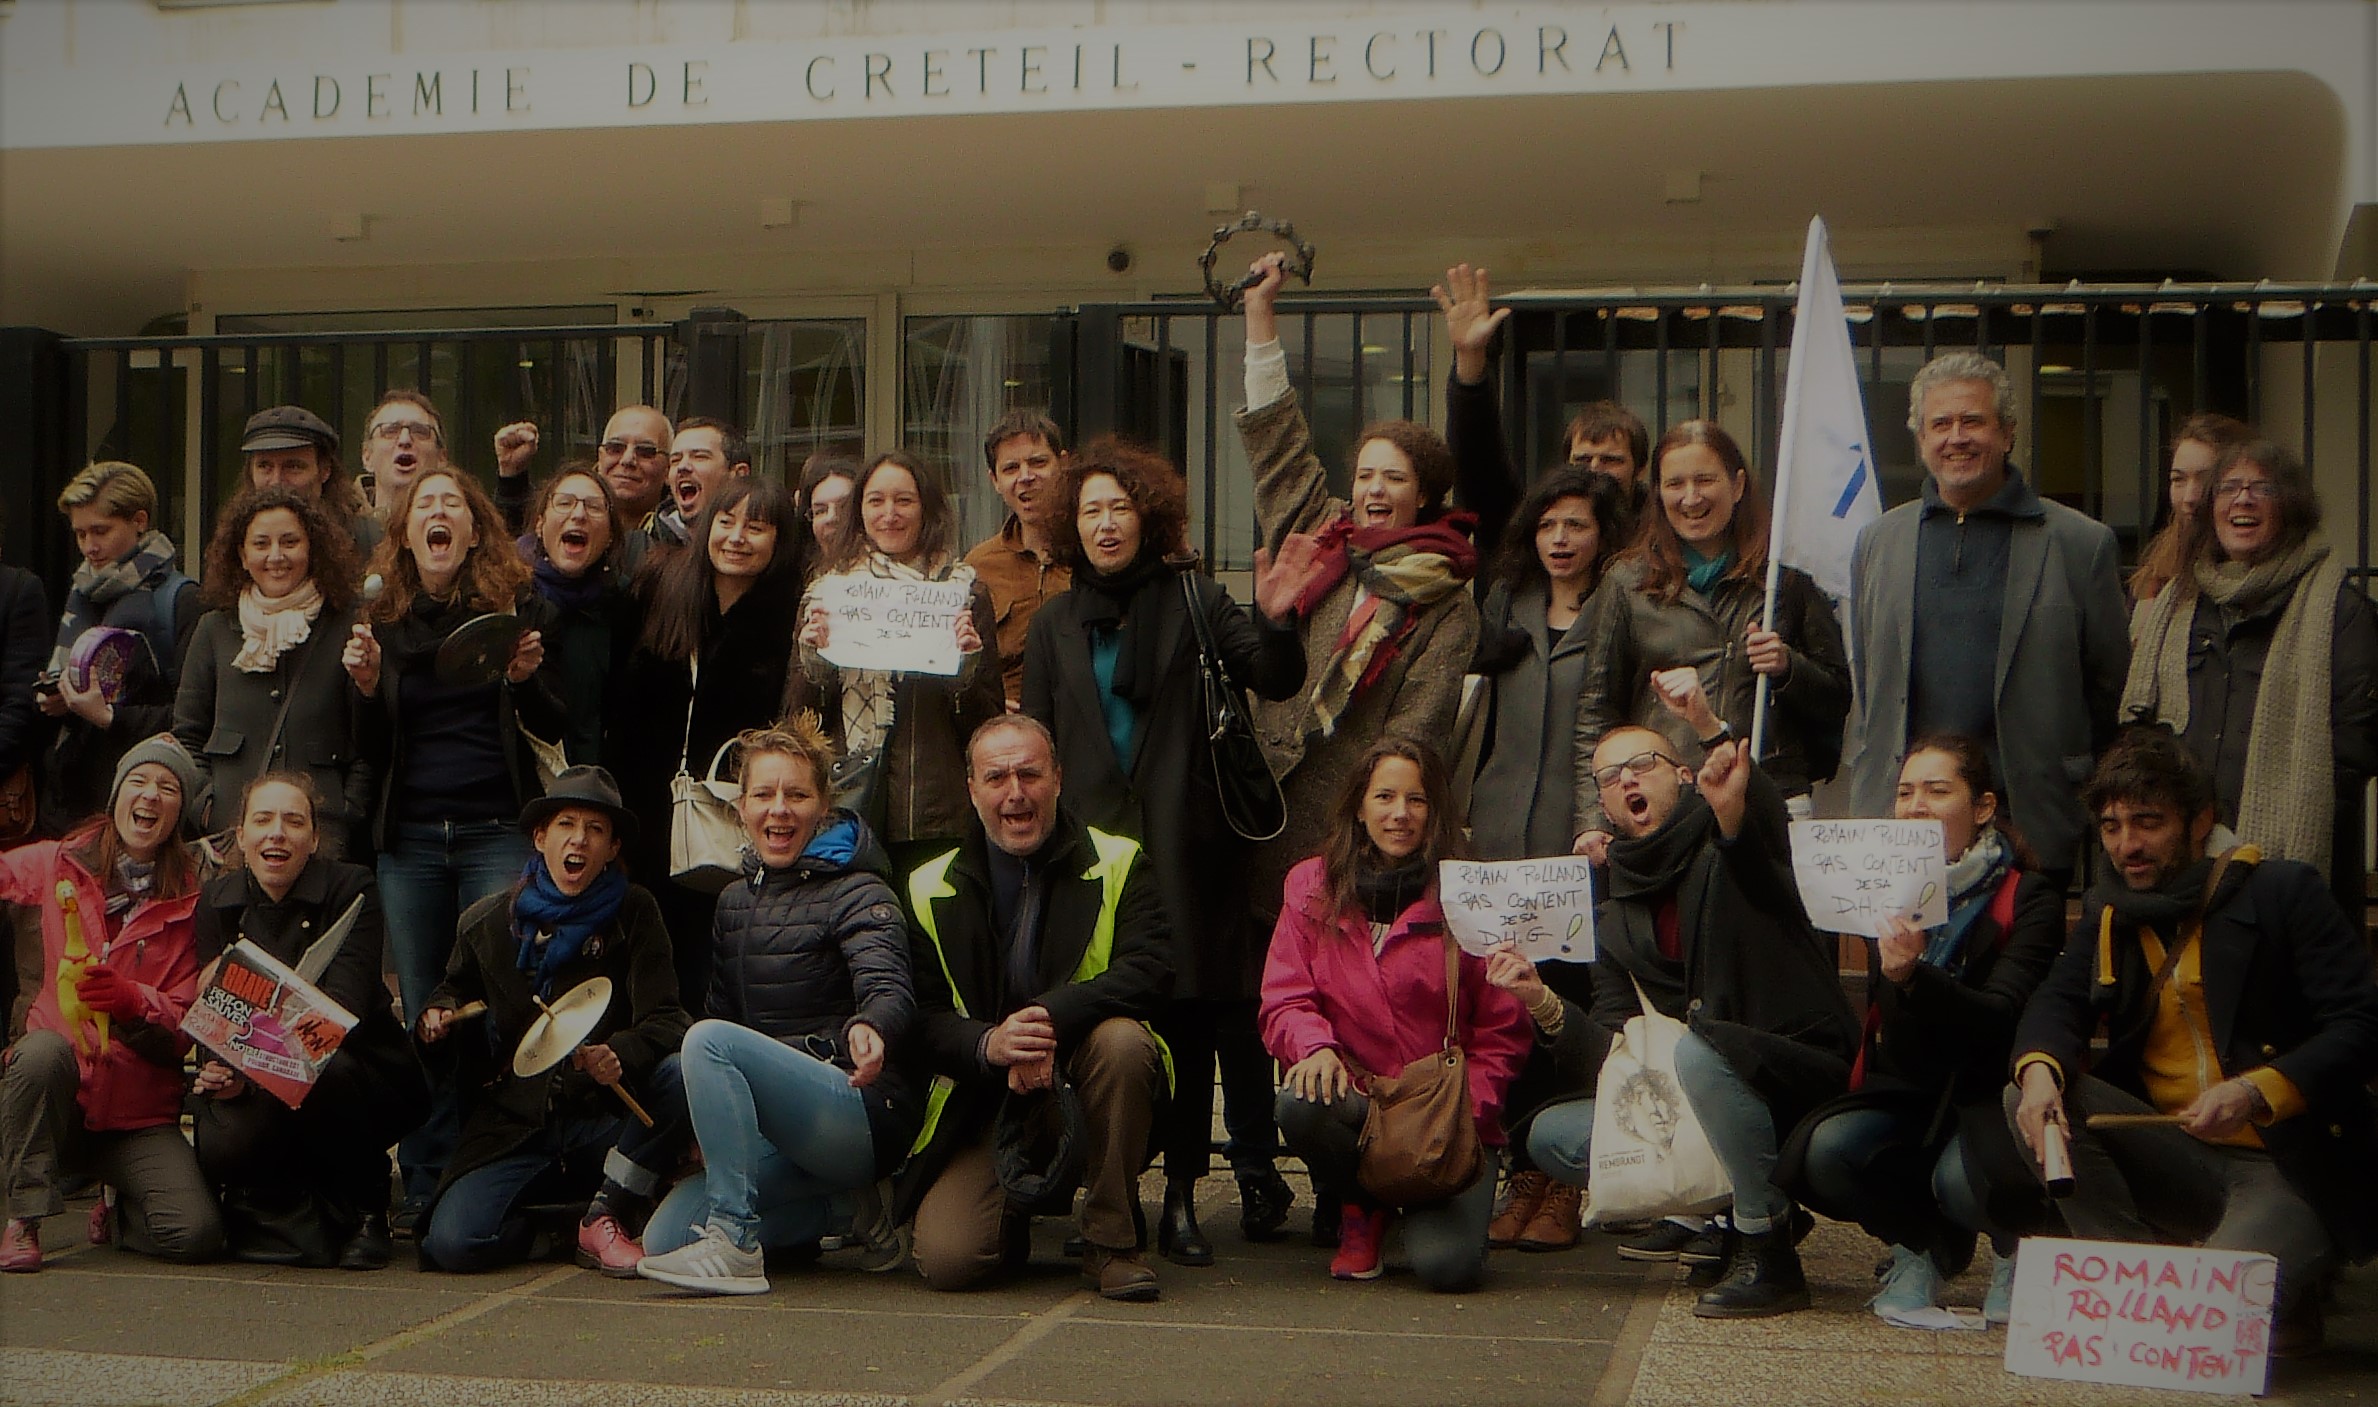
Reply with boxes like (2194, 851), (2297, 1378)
(1089, 626), (1140, 769)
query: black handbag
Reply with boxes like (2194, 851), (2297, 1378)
(1180, 572), (1288, 842)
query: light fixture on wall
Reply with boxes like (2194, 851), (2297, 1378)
(759, 197), (798, 230)
(328, 213), (368, 242)
(1204, 183), (1240, 215)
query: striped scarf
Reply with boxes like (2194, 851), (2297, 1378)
(1294, 514), (1477, 738)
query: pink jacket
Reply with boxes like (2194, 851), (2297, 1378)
(1259, 856), (1532, 1145)
(1, 839), (200, 1132)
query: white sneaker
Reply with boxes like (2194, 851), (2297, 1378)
(1985, 1247), (2017, 1326)
(636, 1222), (768, 1296)
(1869, 1244), (1943, 1322)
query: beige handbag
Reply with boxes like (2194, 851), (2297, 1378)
(666, 652), (744, 893)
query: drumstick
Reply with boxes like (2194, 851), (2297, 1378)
(2085, 1112), (2189, 1129)
(526, 994), (653, 1126)
(450, 1001), (488, 1021)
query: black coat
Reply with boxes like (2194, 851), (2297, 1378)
(707, 813), (923, 1172)
(174, 604), (374, 857)
(359, 589), (565, 852)
(2173, 580), (2378, 916)
(895, 812), (1172, 1207)
(0, 564), (48, 780)
(611, 571), (801, 889)
(1774, 867), (2064, 1241)
(426, 878), (689, 1195)
(192, 856), (423, 1115)
(2014, 857), (2378, 1260)
(534, 570), (642, 768)
(1020, 568), (1304, 998)
(1591, 766), (1859, 1134)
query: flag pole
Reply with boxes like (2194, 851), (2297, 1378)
(1751, 216), (1828, 760)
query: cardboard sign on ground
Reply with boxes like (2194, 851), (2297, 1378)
(2002, 1236), (2276, 1397)
(1438, 856), (1595, 962)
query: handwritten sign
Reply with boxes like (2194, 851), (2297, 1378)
(1437, 857), (1595, 963)
(2003, 1237), (2276, 1396)
(813, 575), (971, 676)
(1787, 818), (1948, 938)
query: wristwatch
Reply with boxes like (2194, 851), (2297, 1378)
(1699, 722), (1736, 751)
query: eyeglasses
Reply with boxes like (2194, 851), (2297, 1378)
(368, 420), (441, 444)
(1592, 750), (1681, 789)
(2213, 478), (2276, 504)
(546, 492), (604, 515)
(602, 439), (664, 461)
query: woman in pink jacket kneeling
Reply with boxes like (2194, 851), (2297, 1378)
(1259, 737), (1531, 1290)
(0, 735), (221, 1271)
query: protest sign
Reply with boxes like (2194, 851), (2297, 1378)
(814, 574), (971, 676)
(2003, 1237), (2276, 1396)
(1787, 818), (1948, 938)
(180, 940), (358, 1109)
(1437, 857), (1594, 962)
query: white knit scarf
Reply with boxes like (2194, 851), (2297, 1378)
(232, 580), (325, 673)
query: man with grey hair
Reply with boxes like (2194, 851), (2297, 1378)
(1845, 351), (2128, 889)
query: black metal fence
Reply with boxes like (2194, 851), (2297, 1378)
(22, 281), (2375, 589)
(1063, 282), (2376, 575)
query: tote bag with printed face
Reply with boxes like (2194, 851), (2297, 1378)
(1583, 978), (1732, 1226)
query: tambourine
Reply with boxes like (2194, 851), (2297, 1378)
(434, 613), (526, 689)
(1198, 211), (1317, 312)
(67, 627), (140, 703)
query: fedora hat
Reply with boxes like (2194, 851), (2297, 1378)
(520, 765), (639, 845)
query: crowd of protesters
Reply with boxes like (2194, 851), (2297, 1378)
(0, 254), (2371, 1360)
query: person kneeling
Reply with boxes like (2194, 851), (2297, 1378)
(415, 766), (689, 1273)
(0, 736), (222, 1269)
(633, 720), (922, 1295)
(1529, 675), (1859, 1318)
(191, 775), (429, 1269)
(899, 716), (1171, 1301)
(2009, 727), (2378, 1356)
(1261, 738), (1532, 1292)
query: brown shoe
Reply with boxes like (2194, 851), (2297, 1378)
(1516, 1179), (1581, 1252)
(1082, 1244), (1160, 1302)
(1487, 1170), (1550, 1249)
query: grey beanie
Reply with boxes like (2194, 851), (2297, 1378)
(111, 733), (201, 831)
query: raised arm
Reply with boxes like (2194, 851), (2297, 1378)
(1433, 264), (1522, 549)
(1236, 255), (1346, 548)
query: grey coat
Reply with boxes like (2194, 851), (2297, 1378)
(1238, 392), (1479, 919)
(1848, 478), (2128, 872)
(173, 603), (373, 857)
(1469, 582), (1596, 860)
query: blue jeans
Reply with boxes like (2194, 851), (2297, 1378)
(1527, 1029), (1789, 1232)
(420, 1058), (686, 1272)
(379, 819), (533, 1204)
(1798, 1105), (2001, 1254)
(641, 1020), (875, 1256)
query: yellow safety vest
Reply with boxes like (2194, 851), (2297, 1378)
(906, 828), (1173, 1155)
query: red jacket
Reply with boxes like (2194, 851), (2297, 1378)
(1, 839), (200, 1131)
(1259, 856), (1531, 1145)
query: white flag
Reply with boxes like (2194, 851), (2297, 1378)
(1752, 216), (1877, 757)
(1767, 216), (1878, 607)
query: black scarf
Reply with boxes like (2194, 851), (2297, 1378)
(1605, 790), (1718, 902)
(1074, 552), (1172, 710)
(2093, 851), (2256, 939)
(379, 589), (477, 673)
(1353, 856), (1431, 925)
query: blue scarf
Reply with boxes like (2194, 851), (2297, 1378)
(510, 856), (629, 997)
(520, 533), (609, 613)
(1918, 829), (2013, 977)
(1682, 545), (1733, 596)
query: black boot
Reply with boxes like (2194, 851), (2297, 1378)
(338, 1213), (393, 1271)
(1157, 1182), (1214, 1266)
(1237, 1168), (1295, 1243)
(1692, 1226), (1810, 1318)
(1309, 1187), (1342, 1249)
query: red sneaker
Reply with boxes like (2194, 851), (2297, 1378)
(1329, 1204), (1387, 1281)
(86, 1198), (111, 1247)
(1, 1219), (41, 1273)
(575, 1214), (645, 1278)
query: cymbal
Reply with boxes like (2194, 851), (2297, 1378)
(511, 975), (614, 1078)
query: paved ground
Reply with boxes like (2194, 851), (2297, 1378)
(3, 1172), (2372, 1407)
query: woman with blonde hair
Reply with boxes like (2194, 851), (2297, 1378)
(631, 716), (920, 1296)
